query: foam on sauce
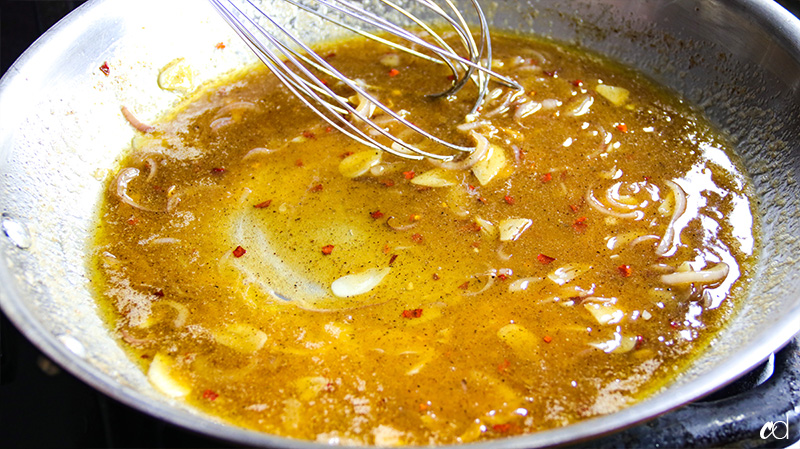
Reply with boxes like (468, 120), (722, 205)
(90, 34), (758, 445)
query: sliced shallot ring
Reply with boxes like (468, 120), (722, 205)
(242, 147), (276, 159)
(430, 131), (489, 171)
(496, 243), (512, 261)
(149, 237), (180, 245)
(463, 274), (495, 296)
(114, 167), (162, 212)
(120, 328), (154, 347)
(213, 101), (257, 118)
(145, 158), (158, 182)
(585, 189), (644, 220)
(661, 263), (729, 285)
(629, 235), (661, 248)
(121, 106), (154, 133)
(209, 116), (233, 131)
(386, 216), (417, 231)
(456, 120), (492, 132)
(605, 182), (641, 210)
(655, 180), (687, 256)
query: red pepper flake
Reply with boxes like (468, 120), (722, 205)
(295, 159), (304, 167)
(340, 151), (355, 159)
(409, 214), (421, 222)
(573, 216), (588, 233)
(543, 335), (553, 343)
(389, 254), (398, 265)
(570, 79), (583, 87)
(670, 321), (680, 329)
(478, 197), (488, 204)
(203, 389), (219, 401)
(504, 195), (516, 205)
(497, 274), (508, 281)
(411, 233), (423, 243)
(382, 244), (391, 254)
(635, 335), (645, 349)
(497, 359), (511, 373)
(403, 171), (416, 180)
(302, 130), (316, 139)
(401, 308), (423, 318)
(211, 167), (226, 174)
(544, 70), (558, 77)
(419, 403), (429, 412)
(468, 184), (476, 191)
(99, 61), (110, 76)
(370, 210), (385, 219)
(616, 123), (628, 133)
(153, 289), (165, 297)
(618, 264), (632, 277)
(388, 68), (400, 77)
(541, 173), (552, 183)
(254, 200), (272, 209)
(326, 126), (333, 133)
(215, 42), (226, 49)
(458, 281), (470, 290)
(326, 52), (336, 59)
(321, 244), (334, 255)
(233, 246), (246, 258)
(492, 423), (513, 433)
(318, 78), (328, 87)
(432, 273), (440, 281)
(465, 222), (482, 233)
(569, 203), (580, 213)
(127, 217), (139, 226)
(380, 179), (395, 187)
(537, 253), (555, 265)
(325, 381), (336, 392)
(447, 74), (457, 81)
(471, 242), (481, 248)
(309, 184), (323, 192)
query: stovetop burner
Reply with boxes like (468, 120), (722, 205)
(2, 1), (800, 448)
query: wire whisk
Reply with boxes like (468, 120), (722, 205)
(209, 0), (523, 160)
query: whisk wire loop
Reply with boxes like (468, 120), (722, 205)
(209, 0), (523, 160)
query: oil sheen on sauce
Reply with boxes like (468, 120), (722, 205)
(90, 34), (758, 445)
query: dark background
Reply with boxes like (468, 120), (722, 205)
(1, 1), (799, 448)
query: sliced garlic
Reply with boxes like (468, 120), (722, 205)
(213, 323), (267, 353)
(498, 218), (532, 241)
(339, 149), (382, 178)
(410, 168), (457, 187)
(472, 143), (508, 186)
(595, 84), (630, 106)
(497, 323), (539, 361)
(147, 353), (191, 398)
(294, 376), (330, 401)
(547, 263), (591, 285)
(583, 298), (624, 325)
(474, 216), (497, 239)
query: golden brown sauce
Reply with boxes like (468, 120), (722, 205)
(90, 34), (758, 445)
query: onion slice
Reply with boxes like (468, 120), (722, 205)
(660, 263), (729, 286)
(586, 189), (644, 220)
(430, 131), (489, 171)
(654, 180), (687, 256)
(121, 106), (154, 133)
(331, 267), (391, 297)
(386, 216), (417, 231)
(114, 168), (162, 212)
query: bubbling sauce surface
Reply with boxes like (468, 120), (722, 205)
(91, 34), (757, 445)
